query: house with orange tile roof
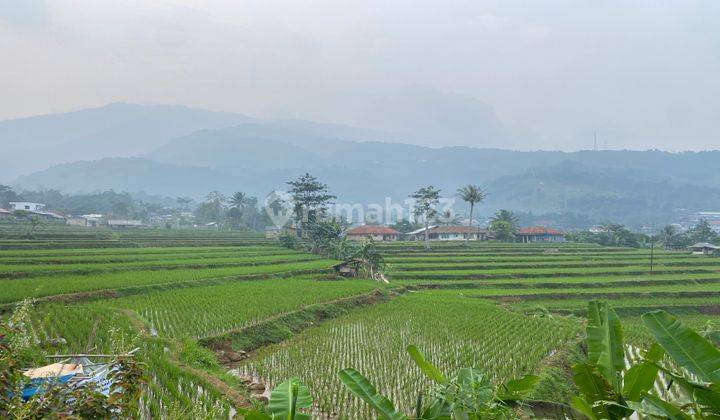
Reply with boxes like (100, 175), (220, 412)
(516, 226), (565, 243)
(345, 225), (401, 241)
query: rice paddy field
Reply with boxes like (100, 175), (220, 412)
(1, 226), (718, 418)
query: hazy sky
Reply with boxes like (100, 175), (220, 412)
(1, 0), (719, 151)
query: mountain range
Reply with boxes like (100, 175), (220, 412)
(5, 103), (720, 228)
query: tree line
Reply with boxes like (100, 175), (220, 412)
(192, 191), (265, 231)
(567, 221), (719, 249)
(275, 173), (720, 251)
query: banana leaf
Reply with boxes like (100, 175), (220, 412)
(406, 345), (447, 384)
(641, 393), (693, 420)
(586, 301), (625, 390)
(268, 378), (312, 420)
(497, 374), (539, 403)
(642, 310), (720, 384)
(338, 368), (407, 420)
(623, 361), (660, 402)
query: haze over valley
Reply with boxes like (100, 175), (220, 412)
(2, 103), (719, 228)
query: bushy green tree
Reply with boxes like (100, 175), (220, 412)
(660, 224), (693, 249)
(194, 191), (227, 227)
(567, 223), (645, 248)
(389, 219), (416, 234)
(410, 186), (441, 251)
(489, 210), (519, 242)
(0, 185), (18, 208)
(287, 173), (336, 232)
(689, 219), (718, 243)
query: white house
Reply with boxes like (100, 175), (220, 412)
(408, 225), (488, 241)
(9, 202), (46, 212)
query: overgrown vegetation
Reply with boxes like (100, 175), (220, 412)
(0, 300), (146, 418)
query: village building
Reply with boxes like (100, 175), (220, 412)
(265, 227), (282, 239)
(516, 226), (565, 243)
(67, 214), (102, 227)
(345, 225), (401, 241)
(331, 258), (365, 277)
(37, 211), (66, 222)
(690, 242), (720, 256)
(107, 219), (147, 229)
(265, 225), (299, 239)
(7, 202), (65, 222)
(9, 202), (46, 212)
(0, 207), (12, 218)
(82, 214), (103, 227)
(408, 225), (488, 241)
(66, 216), (89, 227)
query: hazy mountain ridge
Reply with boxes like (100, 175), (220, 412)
(9, 104), (720, 227)
(483, 161), (720, 226)
(0, 103), (255, 181)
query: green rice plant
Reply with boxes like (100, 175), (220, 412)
(0, 259), (335, 303)
(239, 292), (580, 417)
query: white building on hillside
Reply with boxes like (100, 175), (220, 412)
(9, 202), (46, 212)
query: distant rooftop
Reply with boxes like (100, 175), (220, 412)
(346, 225), (401, 235)
(518, 226), (564, 235)
(691, 242), (720, 250)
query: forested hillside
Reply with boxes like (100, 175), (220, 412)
(9, 106), (720, 227)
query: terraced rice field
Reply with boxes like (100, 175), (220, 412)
(238, 292), (580, 417)
(2, 229), (718, 418)
(0, 229), (355, 416)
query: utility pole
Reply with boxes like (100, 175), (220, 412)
(650, 233), (655, 275)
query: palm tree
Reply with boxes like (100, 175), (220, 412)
(660, 225), (677, 249)
(457, 185), (486, 245)
(230, 191), (247, 209)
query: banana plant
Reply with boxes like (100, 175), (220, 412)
(240, 378), (313, 420)
(338, 344), (538, 419)
(570, 301), (661, 419)
(633, 310), (720, 418)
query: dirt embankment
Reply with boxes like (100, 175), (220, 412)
(201, 288), (406, 366)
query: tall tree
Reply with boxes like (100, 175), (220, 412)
(229, 192), (248, 228)
(230, 192), (247, 209)
(410, 186), (441, 251)
(175, 197), (192, 212)
(489, 209), (519, 242)
(243, 196), (260, 231)
(287, 173), (336, 233)
(198, 191), (227, 228)
(0, 185), (18, 208)
(436, 209), (462, 226)
(689, 219), (717, 243)
(457, 184), (487, 245)
(660, 225), (678, 249)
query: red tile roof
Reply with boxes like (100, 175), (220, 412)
(346, 225), (401, 235)
(431, 226), (488, 234)
(517, 226), (563, 235)
(0, 208), (11, 214)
